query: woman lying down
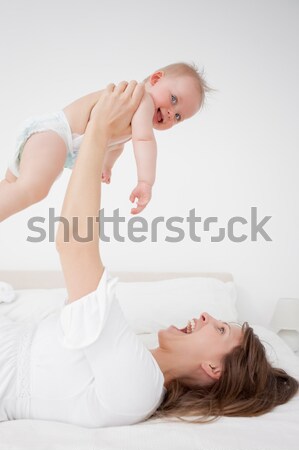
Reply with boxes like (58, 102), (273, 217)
(0, 81), (298, 427)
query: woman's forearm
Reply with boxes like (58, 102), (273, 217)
(55, 118), (109, 302)
(56, 120), (108, 247)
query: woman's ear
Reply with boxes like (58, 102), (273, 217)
(149, 70), (164, 86)
(201, 362), (222, 381)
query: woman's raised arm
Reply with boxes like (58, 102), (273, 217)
(56, 81), (144, 302)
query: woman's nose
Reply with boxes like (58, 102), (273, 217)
(200, 312), (210, 323)
(200, 312), (217, 324)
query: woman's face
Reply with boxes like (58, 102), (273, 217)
(157, 312), (243, 385)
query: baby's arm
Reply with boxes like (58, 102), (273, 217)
(101, 144), (124, 184)
(130, 94), (157, 214)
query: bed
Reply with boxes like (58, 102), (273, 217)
(0, 270), (298, 450)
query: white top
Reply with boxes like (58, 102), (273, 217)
(0, 270), (165, 428)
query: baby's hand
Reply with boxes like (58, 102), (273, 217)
(129, 182), (152, 215)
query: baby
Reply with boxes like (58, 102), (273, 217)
(0, 63), (208, 221)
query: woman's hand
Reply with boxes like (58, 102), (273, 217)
(89, 81), (145, 141)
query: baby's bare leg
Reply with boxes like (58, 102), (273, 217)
(0, 131), (67, 222)
(102, 145), (124, 184)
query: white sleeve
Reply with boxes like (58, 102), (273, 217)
(59, 269), (116, 349)
(59, 269), (165, 421)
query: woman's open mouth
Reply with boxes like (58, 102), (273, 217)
(180, 319), (197, 334)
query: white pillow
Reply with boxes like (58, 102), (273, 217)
(0, 287), (66, 321)
(116, 277), (238, 334)
(0, 277), (238, 335)
(252, 325), (299, 379)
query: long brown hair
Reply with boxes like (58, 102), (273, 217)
(152, 323), (299, 423)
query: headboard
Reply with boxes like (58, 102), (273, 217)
(0, 270), (233, 289)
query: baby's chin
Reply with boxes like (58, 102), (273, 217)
(152, 122), (164, 130)
(152, 118), (171, 131)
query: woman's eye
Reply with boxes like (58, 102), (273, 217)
(218, 326), (225, 334)
(175, 113), (181, 122)
(171, 94), (177, 104)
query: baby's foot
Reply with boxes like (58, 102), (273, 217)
(101, 168), (111, 184)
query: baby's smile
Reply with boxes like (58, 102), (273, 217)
(156, 107), (163, 123)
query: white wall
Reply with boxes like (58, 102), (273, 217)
(0, 0), (298, 326)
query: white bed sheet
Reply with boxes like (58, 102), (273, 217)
(0, 397), (299, 450)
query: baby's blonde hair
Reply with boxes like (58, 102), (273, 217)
(145, 62), (211, 109)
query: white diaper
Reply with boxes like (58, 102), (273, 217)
(8, 110), (130, 178)
(8, 110), (82, 177)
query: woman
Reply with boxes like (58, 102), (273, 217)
(1, 82), (298, 427)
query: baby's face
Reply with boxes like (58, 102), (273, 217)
(148, 73), (201, 130)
